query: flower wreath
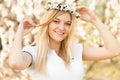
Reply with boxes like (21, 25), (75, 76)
(45, 2), (80, 18)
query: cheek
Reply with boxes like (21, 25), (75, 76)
(66, 27), (71, 34)
(48, 24), (55, 36)
(48, 22), (56, 30)
(48, 27), (52, 36)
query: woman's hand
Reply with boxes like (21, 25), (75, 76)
(23, 19), (36, 29)
(18, 19), (36, 35)
(76, 6), (98, 23)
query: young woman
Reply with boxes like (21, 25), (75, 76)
(8, 2), (120, 80)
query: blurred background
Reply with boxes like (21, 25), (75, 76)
(0, 0), (120, 80)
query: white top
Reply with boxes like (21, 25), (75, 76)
(22, 44), (84, 80)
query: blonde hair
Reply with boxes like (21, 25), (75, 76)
(35, 9), (77, 73)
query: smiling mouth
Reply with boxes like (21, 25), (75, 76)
(55, 31), (64, 35)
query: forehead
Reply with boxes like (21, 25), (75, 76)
(56, 12), (72, 21)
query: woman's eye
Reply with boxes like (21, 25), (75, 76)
(65, 23), (71, 26)
(53, 20), (59, 23)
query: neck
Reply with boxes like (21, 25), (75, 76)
(50, 39), (61, 54)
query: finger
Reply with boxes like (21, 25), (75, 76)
(76, 6), (87, 11)
(76, 6), (89, 14)
(79, 16), (86, 21)
(23, 27), (34, 35)
(23, 20), (36, 29)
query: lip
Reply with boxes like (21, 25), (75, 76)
(55, 31), (64, 36)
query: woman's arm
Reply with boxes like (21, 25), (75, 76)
(76, 6), (120, 60)
(8, 19), (35, 70)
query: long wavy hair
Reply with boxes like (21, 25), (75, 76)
(35, 9), (78, 73)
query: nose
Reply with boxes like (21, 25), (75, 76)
(58, 23), (65, 30)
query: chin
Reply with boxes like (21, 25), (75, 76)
(54, 38), (65, 42)
(55, 39), (63, 42)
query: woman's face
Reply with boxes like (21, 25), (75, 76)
(48, 12), (72, 43)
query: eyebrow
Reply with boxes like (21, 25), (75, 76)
(54, 18), (71, 23)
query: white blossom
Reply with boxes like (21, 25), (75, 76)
(45, 2), (80, 18)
